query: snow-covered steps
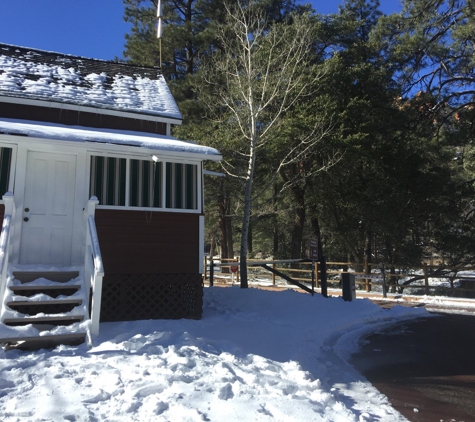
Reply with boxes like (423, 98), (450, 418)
(12, 270), (80, 283)
(10, 284), (81, 298)
(7, 299), (84, 315)
(0, 267), (89, 350)
(3, 315), (85, 326)
(2, 333), (86, 351)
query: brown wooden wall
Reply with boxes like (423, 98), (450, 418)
(0, 102), (168, 135)
(94, 209), (200, 274)
(0, 204), (4, 220)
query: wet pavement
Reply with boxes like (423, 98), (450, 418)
(350, 313), (475, 422)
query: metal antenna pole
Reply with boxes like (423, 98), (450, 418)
(159, 38), (162, 69)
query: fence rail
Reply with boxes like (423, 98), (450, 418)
(204, 257), (475, 298)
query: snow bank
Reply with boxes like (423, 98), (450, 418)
(0, 286), (426, 421)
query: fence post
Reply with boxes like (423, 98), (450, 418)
(272, 262), (276, 285)
(342, 273), (356, 301)
(365, 259), (371, 292)
(210, 258), (214, 287)
(315, 261), (319, 288)
(380, 262), (387, 298)
(204, 256), (208, 281)
(311, 261), (315, 295)
(320, 256), (328, 298)
(423, 262), (429, 295)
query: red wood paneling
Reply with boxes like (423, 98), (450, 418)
(0, 102), (168, 135)
(94, 209), (200, 274)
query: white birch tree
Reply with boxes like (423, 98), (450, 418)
(199, 1), (329, 287)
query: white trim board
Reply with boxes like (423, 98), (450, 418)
(0, 119), (222, 162)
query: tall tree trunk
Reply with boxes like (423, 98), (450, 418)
(219, 218), (228, 261)
(273, 223), (279, 257)
(273, 183), (279, 256)
(185, 0), (194, 76)
(225, 214), (234, 258)
(365, 225), (372, 272)
(218, 180), (229, 272)
(290, 184), (306, 261)
(310, 210), (323, 260)
(248, 218), (253, 255)
(209, 235), (215, 259)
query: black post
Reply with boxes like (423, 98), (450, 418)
(341, 273), (352, 301)
(380, 262), (387, 298)
(320, 256), (328, 298)
(210, 258), (214, 287)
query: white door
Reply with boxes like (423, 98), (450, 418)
(20, 151), (77, 265)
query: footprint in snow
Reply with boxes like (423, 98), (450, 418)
(218, 383), (234, 400)
(82, 390), (111, 404)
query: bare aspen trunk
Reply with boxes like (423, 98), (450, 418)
(240, 135), (257, 288)
(239, 177), (253, 288)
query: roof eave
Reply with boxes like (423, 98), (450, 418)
(0, 95), (183, 125)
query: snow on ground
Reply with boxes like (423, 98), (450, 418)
(0, 286), (429, 421)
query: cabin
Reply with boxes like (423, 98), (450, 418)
(0, 43), (221, 348)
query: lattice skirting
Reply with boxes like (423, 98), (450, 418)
(99, 274), (203, 322)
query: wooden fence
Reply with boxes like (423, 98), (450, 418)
(203, 257), (475, 298)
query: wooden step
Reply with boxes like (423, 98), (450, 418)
(3, 315), (84, 326)
(13, 271), (80, 284)
(9, 285), (81, 298)
(6, 299), (83, 315)
(1, 333), (87, 350)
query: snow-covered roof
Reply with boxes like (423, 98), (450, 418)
(0, 118), (221, 160)
(0, 43), (182, 121)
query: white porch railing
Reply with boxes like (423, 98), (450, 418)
(0, 192), (14, 311)
(84, 196), (104, 336)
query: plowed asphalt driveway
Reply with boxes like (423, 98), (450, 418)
(350, 312), (475, 422)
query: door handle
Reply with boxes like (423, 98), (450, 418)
(23, 217), (29, 222)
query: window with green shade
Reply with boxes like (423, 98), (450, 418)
(89, 155), (198, 210)
(129, 159), (162, 208)
(166, 163), (197, 210)
(89, 156), (126, 206)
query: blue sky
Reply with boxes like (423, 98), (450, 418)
(0, 0), (402, 61)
